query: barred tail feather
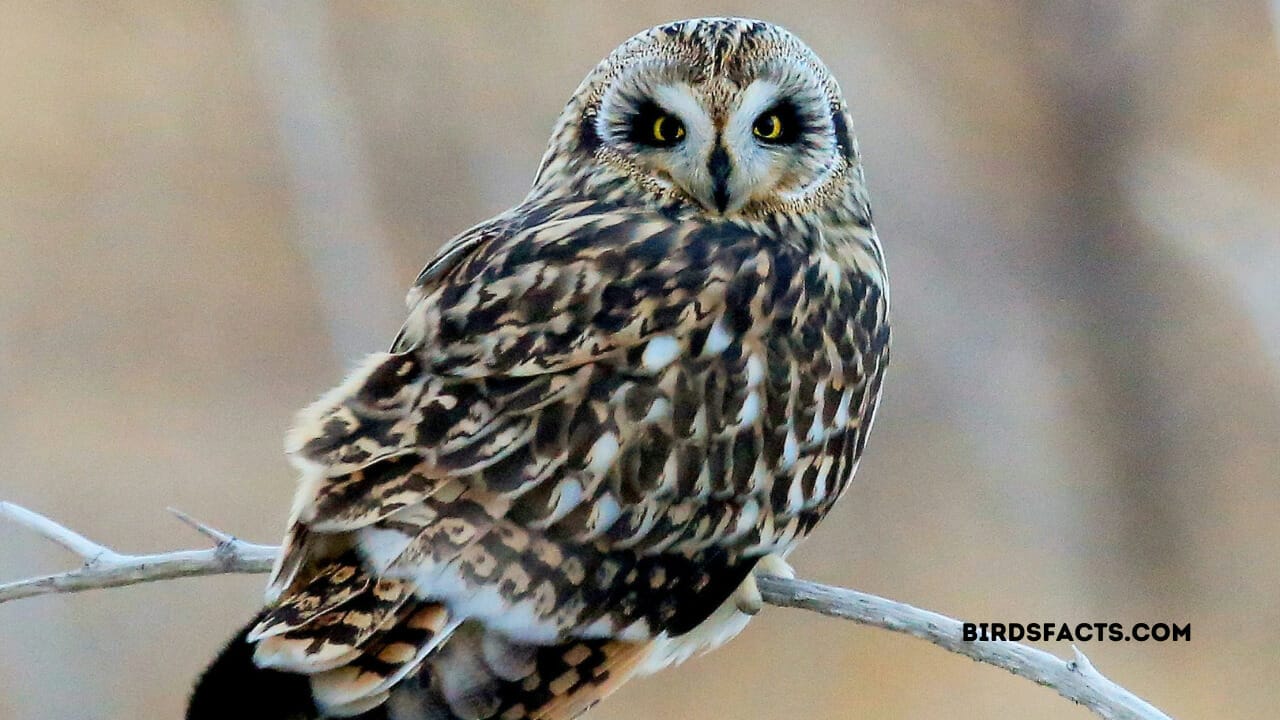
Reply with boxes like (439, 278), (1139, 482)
(188, 613), (649, 720)
(310, 604), (459, 717)
(386, 626), (653, 720)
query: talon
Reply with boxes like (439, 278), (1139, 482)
(754, 553), (795, 580)
(734, 574), (764, 615)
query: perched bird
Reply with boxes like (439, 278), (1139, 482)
(189, 17), (889, 720)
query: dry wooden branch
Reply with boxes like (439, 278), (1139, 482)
(0, 502), (275, 603)
(757, 575), (1172, 720)
(0, 501), (1171, 720)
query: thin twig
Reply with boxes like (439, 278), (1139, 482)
(1, 501), (122, 562)
(0, 502), (1171, 719)
(0, 502), (276, 603)
(166, 507), (236, 545)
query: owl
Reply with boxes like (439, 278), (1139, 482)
(189, 17), (889, 720)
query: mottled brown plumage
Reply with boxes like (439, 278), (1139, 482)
(190, 17), (889, 720)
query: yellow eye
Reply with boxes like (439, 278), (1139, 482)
(652, 114), (685, 143)
(631, 103), (686, 147)
(753, 113), (784, 140)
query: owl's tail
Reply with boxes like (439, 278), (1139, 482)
(186, 612), (328, 720)
(391, 625), (653, 720)
(188, 596), (456, 720)
(188, 609), (651, 720)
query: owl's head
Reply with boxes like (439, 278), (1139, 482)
(533, 18), (867, 220)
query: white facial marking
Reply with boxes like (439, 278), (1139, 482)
(652, 84), (715, 142)
(719, 80), (787, 213)
(733, 81), (783, 133)
(608, 82), (719, 207)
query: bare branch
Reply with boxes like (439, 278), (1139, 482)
(166, 507), (236, 545)
(1, 502), (1171, 719)
(0, 502), (275, 603)
(757, 575), (1171, 720)
(0, 500), (122, 562)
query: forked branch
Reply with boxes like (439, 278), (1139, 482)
(0, 502), (275, 603)
(0, 501), (1170, 720)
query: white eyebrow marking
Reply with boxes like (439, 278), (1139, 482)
(730, 80), (783, 138)
(651, 84), (715, 140)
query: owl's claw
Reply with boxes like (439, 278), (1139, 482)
(734, 574), (764, 615)
(734, 554), (796, 615)
(755, 553), (796, 580)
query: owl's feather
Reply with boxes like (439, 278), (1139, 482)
(230, 197), (885, 716)
(189, 17), (889, 720)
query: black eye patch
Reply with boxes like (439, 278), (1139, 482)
(628, 101), (686, 148)
(752, 101), (804, 145)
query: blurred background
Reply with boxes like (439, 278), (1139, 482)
(2, 2), (1278, 718)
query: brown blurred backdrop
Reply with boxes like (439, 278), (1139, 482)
(2, 2), (1279, 718)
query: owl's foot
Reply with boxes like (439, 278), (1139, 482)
(733, 554), (796, 615)
(756, 553), (796, 580)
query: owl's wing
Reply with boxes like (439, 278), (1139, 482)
(250, 199), (890, 718)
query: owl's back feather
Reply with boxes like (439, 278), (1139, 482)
(190, 17), (889, 720)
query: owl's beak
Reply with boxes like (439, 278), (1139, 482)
(707, 144), (733, 214)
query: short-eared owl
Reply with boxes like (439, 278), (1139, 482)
(190, 17), (888, 720)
